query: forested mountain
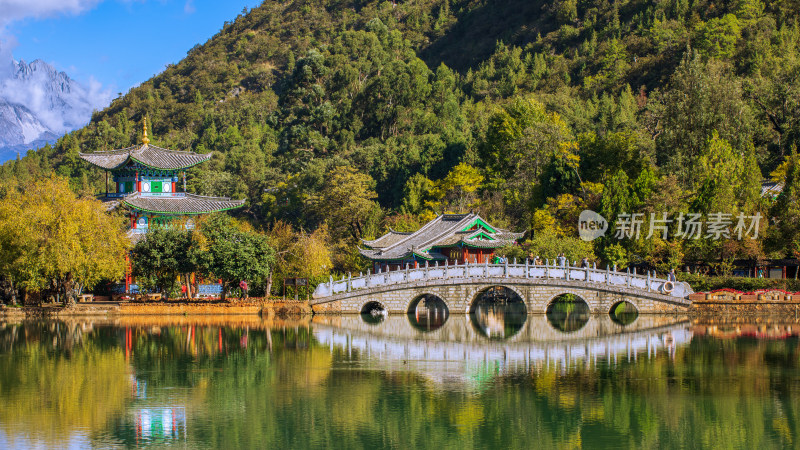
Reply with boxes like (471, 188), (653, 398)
(3, 0), (800, 270)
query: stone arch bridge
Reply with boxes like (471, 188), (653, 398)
(311, 261), (693, 314)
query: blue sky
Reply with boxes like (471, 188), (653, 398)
(3, 0), (262, 96)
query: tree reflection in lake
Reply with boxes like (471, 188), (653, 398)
(610, 300), (639, 326)
(469, 286), (527, 339)
(546, 294), (590, 332)
(2, 315), (800, 448)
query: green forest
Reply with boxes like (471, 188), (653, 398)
(3, 0), (800, 274)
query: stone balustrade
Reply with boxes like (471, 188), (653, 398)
(313, 259), (692, 300)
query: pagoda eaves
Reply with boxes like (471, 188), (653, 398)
(123, 192), (245, 215)
(79, 143), (212, 171)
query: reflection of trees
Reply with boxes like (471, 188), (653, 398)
(470, 288), (528, 340)
(546, 296), (590, 332)
(0, 322), (130, 446)
(517, 337), (800, 447)
(4, 321), (800, 448)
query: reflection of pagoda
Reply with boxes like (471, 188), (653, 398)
(79, 119), (245, 292)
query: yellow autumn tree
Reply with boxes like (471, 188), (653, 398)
(425, 162), (483, 215)
(0, 176), (129, 305)
(267, 221), (333, 297)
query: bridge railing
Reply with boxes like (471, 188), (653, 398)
(313, 259), (693, 299)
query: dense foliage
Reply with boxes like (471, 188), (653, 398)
(3, 0), (800, 274)
(0, 177), (129, 305)
(131, 216), (276, 300)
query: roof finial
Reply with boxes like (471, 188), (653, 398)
(142, 116), (150, 145)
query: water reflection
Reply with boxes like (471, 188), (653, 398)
(610, 301), (639, 326)
(546, 294), (590, 332)
(3, 314), (800, 448)
(360, 301), (386, 325)
(470, 286), (527, 339)
(408, 294), (449, 332)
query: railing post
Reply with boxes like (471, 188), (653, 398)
(366, 269), (371, 287)
(347, 273), (352, 292)
(647, 271), (651, 292)
(565, 262), (569, 280)
(485, 258), (488, 278)
(504, 257), (509, 278)
(329, 275), (333, 292)
(626, 268), (631, 287)
(545, 261), (549, 279)
(606, 265), (610, 284)
(444, 259), (448, 278)
(405, 263), (409, 282)
(525, 258), (529, 278)
(585, 264), (589, 282)
(425, 260), (429, 279)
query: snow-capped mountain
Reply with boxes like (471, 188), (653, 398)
(0, 58), (110, 163)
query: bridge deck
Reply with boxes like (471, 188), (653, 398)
(312, 261), (693, 307)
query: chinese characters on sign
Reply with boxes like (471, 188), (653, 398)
(612, 212), (762, 240)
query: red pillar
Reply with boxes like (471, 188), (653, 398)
(172, 181), (177, 193)
(125, 254), (131, 293)
(136, 171), (140, 192)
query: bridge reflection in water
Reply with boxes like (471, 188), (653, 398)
(313, 307), (691, 387)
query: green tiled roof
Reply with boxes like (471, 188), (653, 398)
(359, 213), (523, 262)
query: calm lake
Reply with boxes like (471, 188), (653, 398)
(1, 310), (798, 448)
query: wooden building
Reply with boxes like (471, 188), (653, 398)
(359, 213), (524, 272)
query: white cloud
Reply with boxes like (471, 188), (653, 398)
(0, 48), (113, 137)
(0, 0), (104, 26)
(0, 1), (115, 144)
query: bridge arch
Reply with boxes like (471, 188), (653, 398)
(467, 285), (528, 313)
(360, 300), (387, 315)
(468, 286), (529, 340)
(545, 293), (591, 333)
(544, 291), (592, 314)
(405, 292), (450, 314)
(407, 293), (450, 332)
(609, 300), (639, 326)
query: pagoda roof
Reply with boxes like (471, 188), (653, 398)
(79, 143), (212, 170)
(360, 229), (414, 249)
(122, 193), (245, 215)
(359, 213), (523, 262)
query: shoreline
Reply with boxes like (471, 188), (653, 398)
(4, 288), (800, 319)
(0, 300), (312, 319)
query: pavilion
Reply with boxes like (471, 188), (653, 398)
(360, 213), (524, 272)
(79, 119), (245, 293)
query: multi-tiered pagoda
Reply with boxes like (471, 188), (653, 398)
(79, 120), (245, 293)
